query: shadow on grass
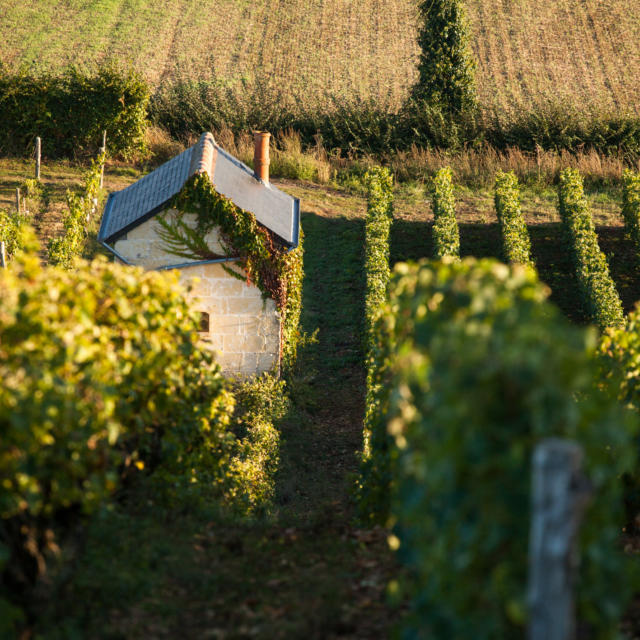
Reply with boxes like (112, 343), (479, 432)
(275, 211), (367, 517)
(390, 219), (619, 325)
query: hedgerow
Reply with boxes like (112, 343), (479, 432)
(357, 167), (394, 524)
(557, 168), (624, 329)
(622, 169), (640, 262)
(430, 167), (460, 259)
(383, 258), (638, 639)
(0, 241), (235, 632)
(48, 152), (105, 267)
(156, 172), (304, 373)
(0, 65), (148, 158)
(494, 171), (533, 265)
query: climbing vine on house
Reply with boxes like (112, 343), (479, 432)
(157, 173), (303, 371)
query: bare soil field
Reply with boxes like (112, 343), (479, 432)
(1, 0), (638, 115)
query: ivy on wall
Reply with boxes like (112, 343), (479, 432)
(157, 173), (303, 371)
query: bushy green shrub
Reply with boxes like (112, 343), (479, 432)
(150, 76), (640, 158)
(485, 101), (640, 160)
(363, 167), (394, 348)
(622, 169), (640, 262)
(599, 307), (640, 525)
(226, 374), (288, 514)
(0, 208), (30, 262)
(48, 152), (105, 267)
(494, 171), (533, 265)
(430, 167), (460, 259)
(357, 167), (394, 524)
(0, 65), (148, 158)
(411, 0), (477, 115)
(383, 258), (638, 639)
(558, 168), (624, 329)
(0, 244), (234, 630)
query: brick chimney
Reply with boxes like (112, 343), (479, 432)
(253, 131), (270, 184)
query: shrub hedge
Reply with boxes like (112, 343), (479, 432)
(599, 307), (640, 526)
(557, 168), (624, 329)
(430, 167), (460, 259)
(382, 258), (638, 639)
(0, 65), (148, 158)
(622, 169), (640, 262)
(357, 167), (394, 524)
(0, 244), (235, 631)
(494, 171), (533, 266)
(150, 77), (640, 159)
(0, 208), (30, 262)
(411, 0), (477, 115)
(226, 374), (288, 515)
(48, 152), (105, 268)
(3, 63), (639, 160)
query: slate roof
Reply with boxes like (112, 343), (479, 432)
(98, 132), (300, 247)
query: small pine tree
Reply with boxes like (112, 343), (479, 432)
(412, 0), (477, 114)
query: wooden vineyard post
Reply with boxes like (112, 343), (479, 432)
(15, 188), (20, 213)
(1, 241), (6, 268)
(528, 439), (591, 640)
(99, 130), (106, 188)
(35, 136), (41, 180)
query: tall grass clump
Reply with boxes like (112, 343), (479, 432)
(357, 166), (394, 525)
(557, 168), (624, 329)
(622, 169), (640, 261)
(430, 167), (460, 259)
(385, 258), (638, 639)
(494, 171), (533, 265)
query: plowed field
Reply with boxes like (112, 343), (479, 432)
(1, 0), (639, 114)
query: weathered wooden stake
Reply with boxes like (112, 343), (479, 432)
(0, 241), (6, 269)
(99, 130), (106, 188)
(528, 439), (591, 640)
(35, 136), (41, 181)
(15, 188), (20, 213)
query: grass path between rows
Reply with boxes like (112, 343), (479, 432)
(37, 208), (401, 639)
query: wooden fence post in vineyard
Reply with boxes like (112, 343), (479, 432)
(528, 439), (591, 640)
(15, 188), (20, 213)
(1, 241), (6, 268)
(99, 130), (106, 188)
(35, 136), (41, 181)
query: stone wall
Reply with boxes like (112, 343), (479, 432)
(113, 213), (281, 376)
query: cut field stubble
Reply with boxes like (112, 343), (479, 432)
(1, 0), (638, 121)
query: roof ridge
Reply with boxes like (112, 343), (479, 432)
(189, 132), (217, 179)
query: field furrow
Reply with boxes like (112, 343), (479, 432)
(0, 0), (638, 117)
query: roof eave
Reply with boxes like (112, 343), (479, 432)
(101, 198), (174, 245)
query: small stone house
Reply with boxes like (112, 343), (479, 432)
(97, 132), (300, 376)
